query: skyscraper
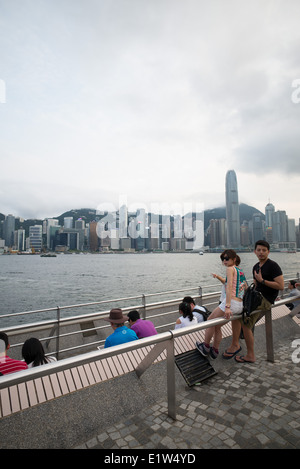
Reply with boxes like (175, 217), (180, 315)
(3, 214), (15, 247)
(225, 170), (240, 248)
(265, 202), (275, 228)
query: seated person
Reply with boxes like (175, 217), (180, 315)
(182, 296), (207, 322)
(103, 308), (138, 348)
(0, 332), (28, 375)
(22, 337), (56, 368)
(127, 310), (158, 339)
(286, 280), (300, 310)
(175, 302), (198, 329)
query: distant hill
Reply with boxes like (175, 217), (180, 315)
(0, 203), (264, 235)
(55, 208), (98, 226)
(204, 203), (264, 230)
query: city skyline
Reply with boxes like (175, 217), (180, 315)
(1, 1), (300, 221)
(0, 194), (298, 223)
(1, 194), (298, 253)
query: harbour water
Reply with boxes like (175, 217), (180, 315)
(0, 251), (299, 326)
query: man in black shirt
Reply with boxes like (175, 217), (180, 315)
(234, 240), (284, 363)
(223, 240), (284, 363)
(252, 241), (284, 304)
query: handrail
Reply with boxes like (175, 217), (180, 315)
(0, 286), (201, 320)
(1, 275), (298, 360)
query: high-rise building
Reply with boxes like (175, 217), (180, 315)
(3, 214), (15, 247)
(89, 221), (99, 251)
(273, 211), (288, 242)
(46, 219), (59, 248)
(240, 221), (250, 247)
(225, 170), (240, 248)
(29, 225), (43, 252)
(75, 219), (85, 230)
(16, 229), (25, 251)
(64, 217), (73, 229)
(288, 219), (296, 243)
(252, 213), (264, 244)
(118, 204), (128, 239)
(265, 202), (275, 228)
(208, 219), (227, 248)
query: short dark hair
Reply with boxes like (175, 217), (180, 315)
(255, 240), (270, 250)
(182, 296), (195, 305)
(127, 310), (140, 322)
(0, 332), (9, 349)
(290, 280), (297, 287)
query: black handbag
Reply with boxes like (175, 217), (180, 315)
(242, 283), (263, 322)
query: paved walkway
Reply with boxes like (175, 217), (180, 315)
(73, 339), (300, 450)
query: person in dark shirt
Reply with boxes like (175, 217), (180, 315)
(223, 240), (284, 364)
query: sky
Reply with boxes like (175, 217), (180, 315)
(0, 0), (300, 221)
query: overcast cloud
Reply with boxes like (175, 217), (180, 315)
(0, 0), (300, 220)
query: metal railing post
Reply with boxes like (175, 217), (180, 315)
(198, 285), (203, 305)
(56, 306), (60, 361)
(166, 335), (176, 420)
(142, 294), (146, 320)
(265, 307), (274, 363)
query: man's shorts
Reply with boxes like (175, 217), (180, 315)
(240, 295), (272, 329)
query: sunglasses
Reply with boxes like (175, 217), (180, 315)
(222, 256), (230, 261)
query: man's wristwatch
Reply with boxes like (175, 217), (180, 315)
(261, 279), (265, 285)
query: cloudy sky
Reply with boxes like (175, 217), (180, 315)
(1, 0), (300, 221)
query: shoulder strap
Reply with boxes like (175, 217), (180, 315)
(235, 267), (240, 297)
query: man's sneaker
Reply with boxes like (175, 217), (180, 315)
(196, 341), (210, 357)
(209, 347), (219, 359)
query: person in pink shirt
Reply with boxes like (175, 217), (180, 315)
(127, 310), (158, 339)
(0, 332), (28, 376)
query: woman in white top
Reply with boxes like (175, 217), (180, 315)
(22, 337), (57, 368)
(175, 302), (198, 329)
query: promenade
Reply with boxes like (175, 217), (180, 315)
(74, 335), (300, 450)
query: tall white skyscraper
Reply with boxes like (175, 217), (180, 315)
(225, 170), (240, 248)
(265, 202), (275, 228)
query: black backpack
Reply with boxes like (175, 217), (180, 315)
(242, 283), (263, 322)
(193, 306), (211, 321)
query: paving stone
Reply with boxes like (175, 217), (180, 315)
(72, 336), (300, 451)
